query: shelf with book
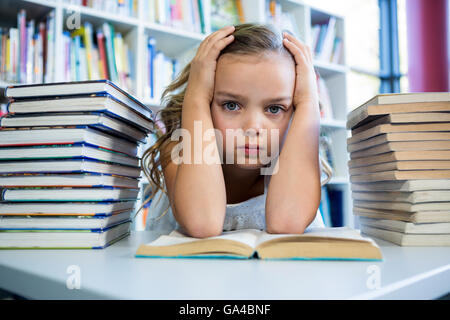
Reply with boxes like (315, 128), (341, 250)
(61, 3), (140, 28)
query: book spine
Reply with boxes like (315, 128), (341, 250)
(197, 0), (204, 33)
(96, 30), (109, 79)
(83, 22), (94, 80)
(147, 36), (156, 99)
(45, 10), (55, 83)
(26, 19), (34, 84)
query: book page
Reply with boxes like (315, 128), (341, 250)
(145, 228), (262, 248)
(255, 227), (377, 247)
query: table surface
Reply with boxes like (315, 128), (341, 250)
(0, 230), (449, 300)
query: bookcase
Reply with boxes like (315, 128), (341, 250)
(0, 0), (353, 230)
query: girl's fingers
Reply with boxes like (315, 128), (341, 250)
(283, 32), (312, 63)
(283, 37), (309, 67)
(204, 25), (235, 49)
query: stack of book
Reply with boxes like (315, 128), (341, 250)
(346, 92), (450, 246)
(0, 80), (154, 249)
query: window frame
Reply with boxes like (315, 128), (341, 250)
(349, 0), (402, 94)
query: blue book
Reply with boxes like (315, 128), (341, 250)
(147, 36), (156, 99)
(135, 228), (382, 261)
(329, 188), (344, 227)
(319, 186), (332, 227)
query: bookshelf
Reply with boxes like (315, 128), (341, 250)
(0, 0), (353, 229)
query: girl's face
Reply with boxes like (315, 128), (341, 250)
(211, 52), (295, 170)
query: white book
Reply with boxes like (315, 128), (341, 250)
(0, 210), (132, 229)
(0, 173), (139, 189)
(359, 217), (450, 234)
(1, 187), (140, 202)
(351, 179), (450, 192)
(318, 17), (336, 62)
(0, 127), (138, 157)
(7, 94), (153, 132)
(0, 159), (141, 178)
(0, 144), (139, 167)
(1, 113), (148, 143)
(0, 201), (135, 215)
(0, 221), (130, 249)
(360, 225), (450, 246)
(5, 80), (153, 120)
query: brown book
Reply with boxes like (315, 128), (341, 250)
(351, 179), (450, 192)
(353, 206), (450, 223)
(135, 228), (382, 261)
(358, 216), (450, 234)
(360, 225), (450, 246)
(353, 199), (450, 212)
(351, 112), (450, 135)
(349, 170), (450, 182)
(350, 141), (450, 159)
(346, 92), (450, 130)
(348, 123), (450, 145)
(348, 151), (450, 168)
(349, 161), (450, 175)
(352, 190), (450, 203)
(347, 132), (450, 153)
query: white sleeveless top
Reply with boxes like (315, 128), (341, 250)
(145, 188), (325, 234)
(146, 114), (327, 233)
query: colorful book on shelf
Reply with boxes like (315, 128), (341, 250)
(317, 74), (334, 120)
(0, 9), (54, 84)
(147, 37), (156, 99)
(210, 0), (240, 32)
(135, 227), (382, 261)
(0, 210), (132, 230)
(0, 220), (131, 249)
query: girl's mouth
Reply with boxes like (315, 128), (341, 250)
(239, 144), (262, 156)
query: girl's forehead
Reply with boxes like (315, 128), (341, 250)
(215, 53), (295, 96)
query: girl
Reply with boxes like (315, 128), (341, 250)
(141, 23), (333, 238)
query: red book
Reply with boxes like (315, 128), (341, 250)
(96, 30), (109, 80)
(39, 21), (46, 80)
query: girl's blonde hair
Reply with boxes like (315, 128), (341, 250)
(137, 23), (333, 220)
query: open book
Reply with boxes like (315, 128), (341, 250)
(135, 227), (382, 261)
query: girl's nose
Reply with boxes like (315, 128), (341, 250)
(242, 111), (264, 137)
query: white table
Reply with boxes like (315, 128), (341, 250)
(0, 231), (449, 299)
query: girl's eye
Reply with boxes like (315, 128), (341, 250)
(267, 106), (283, 114)
(223, 102), (240, 111)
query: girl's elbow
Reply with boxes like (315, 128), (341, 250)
(174, 206), (225, 238)
(266, 208), (316, 234)
(184, 223), (223, 238)
(266, 220), (306, 234)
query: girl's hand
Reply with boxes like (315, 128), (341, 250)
(184, 25), (235, 106)
(282, 32), (319, 113)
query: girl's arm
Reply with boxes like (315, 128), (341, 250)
(163, 26), (235, 238)
(265, 32), (322, 234)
